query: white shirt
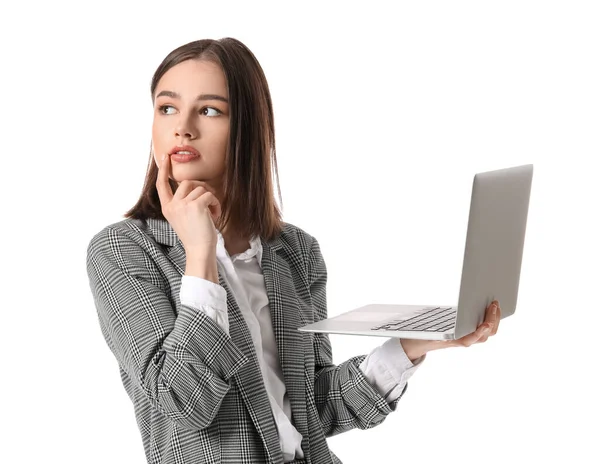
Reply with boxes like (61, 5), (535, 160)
(179, 231), (424, 462)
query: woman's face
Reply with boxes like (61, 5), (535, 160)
(152, 59), (230, 194)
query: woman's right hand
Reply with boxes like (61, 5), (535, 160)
(155, 153), (222, 255)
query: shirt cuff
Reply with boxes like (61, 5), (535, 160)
(180, 275), (229, 334)
(359, 338), (426, 403)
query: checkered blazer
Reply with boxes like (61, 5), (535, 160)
(86, 217), (406, 464)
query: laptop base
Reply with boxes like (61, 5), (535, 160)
(298, 304), (458, 341)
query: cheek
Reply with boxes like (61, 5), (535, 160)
(151, 123), (163, 154)
(151, 124), (159, 145)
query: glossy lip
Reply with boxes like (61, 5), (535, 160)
(169, 145), (201, 157)
(171, 154), (199, 163)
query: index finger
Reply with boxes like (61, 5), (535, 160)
(156, 154), (173, 204)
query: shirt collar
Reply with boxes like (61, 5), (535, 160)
(216, 230), (263, 267)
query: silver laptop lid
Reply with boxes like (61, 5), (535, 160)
(454, 164), (533, 339)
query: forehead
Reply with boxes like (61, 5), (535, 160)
(155, 59), (227, 98)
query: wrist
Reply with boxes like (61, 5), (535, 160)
(185, 253), (218, 284)
(399, 338), (429, 362)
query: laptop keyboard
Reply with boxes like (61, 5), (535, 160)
(370, 306), (457, 332)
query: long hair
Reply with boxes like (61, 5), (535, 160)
(124, 38), (284, 241)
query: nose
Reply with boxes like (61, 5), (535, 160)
(174, 112), (198, 140)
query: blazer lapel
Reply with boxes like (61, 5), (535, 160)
(218, 272), (283, 464)
(261, 238), (310, 456)
(146, 218), (283, 463)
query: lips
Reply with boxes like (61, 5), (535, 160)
(169, 145), (200, 157)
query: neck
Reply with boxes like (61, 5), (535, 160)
(221, 229), (250, 256)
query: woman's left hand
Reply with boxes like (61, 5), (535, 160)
(400, 300), (502, 362)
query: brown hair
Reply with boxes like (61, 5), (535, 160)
(124, 37), (284, 242)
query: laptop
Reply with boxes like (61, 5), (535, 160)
(298, 164), (534, 341)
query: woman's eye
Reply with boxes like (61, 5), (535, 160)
(202, 107), (222, 117)
(158, 105), (176, 115)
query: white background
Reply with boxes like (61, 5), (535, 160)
(1, 1), (598, 462)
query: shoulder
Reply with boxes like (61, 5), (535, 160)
(86, 217), (165, 259)
(277, 222), (326, 276)
(278, 221), (320, 254)
(88, 217), (148, 243)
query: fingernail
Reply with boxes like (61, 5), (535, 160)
(492, 304), (497, 315)
(162, 154), (166, 161)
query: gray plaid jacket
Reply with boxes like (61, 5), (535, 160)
(86, 217), (406, 464)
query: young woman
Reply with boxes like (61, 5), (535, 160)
(86, 37), (501, 464)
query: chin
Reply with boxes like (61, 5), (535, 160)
(173, 173), (205, 183)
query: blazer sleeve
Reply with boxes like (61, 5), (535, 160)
(86, 225), (249, 431)
(307, 236), (406, 438)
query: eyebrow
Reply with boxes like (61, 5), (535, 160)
(155, 90), (228, 103)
